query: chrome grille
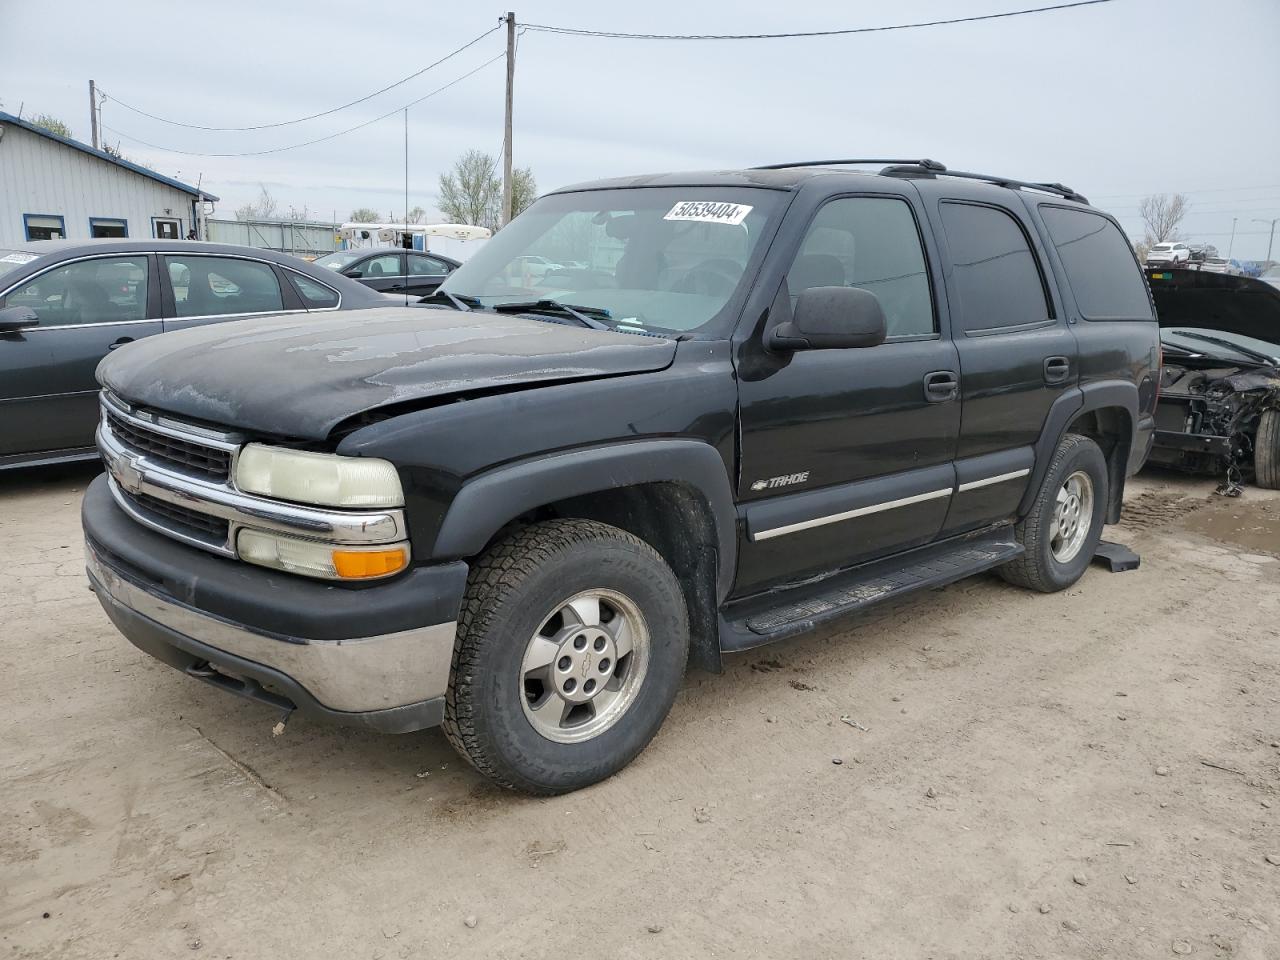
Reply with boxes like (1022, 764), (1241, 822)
(120, 489), (231, 542)
(106, 408), (231, 481)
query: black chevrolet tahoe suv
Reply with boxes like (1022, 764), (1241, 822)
(82, 159), (1160, 794)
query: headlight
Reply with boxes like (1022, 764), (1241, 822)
(237, 528), (409, 580)
(234, 444), (403, 509)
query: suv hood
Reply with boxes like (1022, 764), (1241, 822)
(98, 306), (677, 440)
(1150, 269), (1280, 348)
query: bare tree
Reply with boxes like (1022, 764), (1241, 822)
(1139, 193), (1189, 246)
(406, 206), (427, 224)
(31, 113), (73, 138)
(437, 150), (538, 231)
(235, 186), (279, 221)
(438, 150), (500, 229)
(349, 208), (381, 223)
(510, 167), (538, 222)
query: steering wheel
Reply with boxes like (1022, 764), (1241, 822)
(672, 258), (744, 297)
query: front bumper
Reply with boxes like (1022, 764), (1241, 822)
(83, 475), (467, 733)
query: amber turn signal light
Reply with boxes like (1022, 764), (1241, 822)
(332, 547), (409, 580)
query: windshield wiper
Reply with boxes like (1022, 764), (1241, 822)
(490, 299), (613, 331)
(420, 289), (480, 311)
(1168, 331), (1277, 366)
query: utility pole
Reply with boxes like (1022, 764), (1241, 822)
(1228, 217), (1237, 258)
(501, 11), (516, 227)
(1254, 218), (1278, 265)
(89, 79), (99, 149)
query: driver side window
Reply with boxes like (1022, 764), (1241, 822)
(786, 197), (935, 339)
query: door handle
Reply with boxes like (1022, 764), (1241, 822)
(108, 337), (134, 351)
(923, 370), (959, 403)
(1043, 356), (1071, 384)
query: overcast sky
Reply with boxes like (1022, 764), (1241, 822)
(3, 0), (1279, 257)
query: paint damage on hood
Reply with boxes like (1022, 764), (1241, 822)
(96, 306), (677, 441)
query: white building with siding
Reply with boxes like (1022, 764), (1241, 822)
(0, 111), (217, 246)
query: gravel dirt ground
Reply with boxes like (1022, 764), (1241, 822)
(2, 464), (1278, 960)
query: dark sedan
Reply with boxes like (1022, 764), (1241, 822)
(0, 239), (389, 470)
(313, 248), (460, 297)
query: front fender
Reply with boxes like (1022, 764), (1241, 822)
(431, 439), (739, 600)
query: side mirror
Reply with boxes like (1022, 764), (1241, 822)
(0, 305), (39, 332)
(768, 286), (887, 350)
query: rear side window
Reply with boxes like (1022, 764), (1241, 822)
(165, 255), (283, 318)
(1039, 206), (1154, 320)
(940, 202), (1049, 333)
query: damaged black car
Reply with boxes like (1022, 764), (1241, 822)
(1148, 268), (1280, 490)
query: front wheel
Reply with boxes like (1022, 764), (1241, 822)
(999, 434), (1108, 592)
(443, 519), (689, 794)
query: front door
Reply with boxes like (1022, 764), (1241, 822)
(349, 252), (406, 294)
(735, 193), (961, 595)
(0, 254), (160, 456)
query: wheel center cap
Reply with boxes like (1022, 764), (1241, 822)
(553, 627), (615, 704)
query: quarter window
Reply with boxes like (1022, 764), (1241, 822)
(290, 273), (340, 309)
(164, 256), (283, 317)
(0, 256), (149, 324)
(786, 196), (935, 338)
(1039, 206), (1153, 320)
(940, 202), (1049, 333)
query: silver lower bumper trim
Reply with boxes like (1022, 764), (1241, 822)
(86, 542), (456, 714)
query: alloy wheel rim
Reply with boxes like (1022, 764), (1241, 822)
(1050, 469), (1094, 564)
(519, 588), (650, 744)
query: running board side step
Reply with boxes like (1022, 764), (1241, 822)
(719, 529), (1023, 653)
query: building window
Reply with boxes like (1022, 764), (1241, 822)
(153, 218), (182, 240)
(90, 217), (129, 239)
(23, 214), (66, 241)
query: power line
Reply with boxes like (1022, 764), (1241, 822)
(100, 25), (500, 132)
(522, 0), (1114, 40)
(1089, 183), (1280, 199)
(101, 52), (506, 158)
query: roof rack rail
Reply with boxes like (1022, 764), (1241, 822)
(753, 158), (947, 172)
(881, 163), (1089, 204)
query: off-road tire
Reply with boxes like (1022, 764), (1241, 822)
(1255, 408), (1280, 490)
(442, 518), (688, 795)
(998, 433), (1108, 593)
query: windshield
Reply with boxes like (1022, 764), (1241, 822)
(438, 187), (785, 335)
(313, 250), (366, 271)
(1152, 244), (1172, 252)
(1164, 327), (1280, 364)
(0, 250), (39, 284)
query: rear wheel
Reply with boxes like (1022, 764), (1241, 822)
(443, 519), (688, 794)
(1255, 408), (1280, 490)
(999, 434), (1108, 592)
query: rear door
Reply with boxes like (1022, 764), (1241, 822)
(406, 253), (452, 296)
(0, 254), (161, 456)
(923, 192), (1077, 535)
